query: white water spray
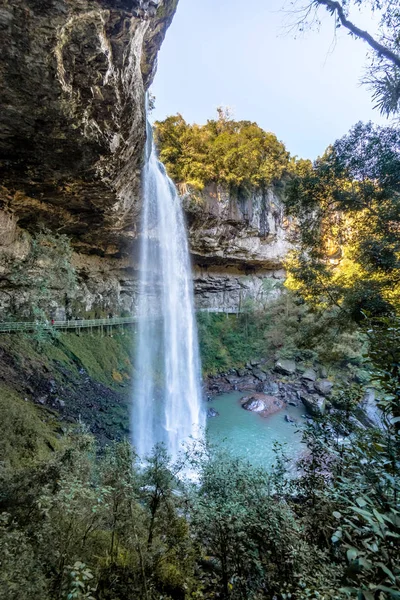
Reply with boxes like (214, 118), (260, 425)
(132, 115), (205, 461)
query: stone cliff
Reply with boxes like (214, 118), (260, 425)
(0, 0), (176, 316)
(0, 0), (290, 318)
(185, 184), (290, 310)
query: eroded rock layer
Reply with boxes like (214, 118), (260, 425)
(186, 184), (291, 310)
(0, 0), (177, 254)
(0, 0), (290, 317)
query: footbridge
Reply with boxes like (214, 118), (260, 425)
(0, 307), (241, 334)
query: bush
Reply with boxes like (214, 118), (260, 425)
(197, 292), (366, 376)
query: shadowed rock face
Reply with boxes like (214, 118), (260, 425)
(0, 0), (291, 317)
(0, 0), (177, 256)
(184, 184), (291, 271)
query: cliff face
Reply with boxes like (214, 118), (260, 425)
(185, 184), (291, 310)
(0, 0), (178, 316)
(66, 184), (291, 316)
(0, 0), (176, 251)
(0, 0), (290, 318)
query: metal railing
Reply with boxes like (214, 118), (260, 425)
(0, 308), (242, 334)
(0, 316), (137, 333)
(197, 307), (240, 315)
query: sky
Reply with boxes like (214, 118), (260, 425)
(151, 0), (389, 160)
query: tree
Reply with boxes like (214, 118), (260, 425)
(285, 121), (400, 319)
(154, 110), (290, 193)
(189, 450), (306, 599)
(288, 0), (400, 115)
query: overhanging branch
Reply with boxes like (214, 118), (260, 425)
(315, 0), (400, 68)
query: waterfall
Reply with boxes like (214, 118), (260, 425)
(132, 116), (205, 462)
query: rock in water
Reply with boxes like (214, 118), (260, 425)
(284, 414), (297, 423)
(241, 398), (267, 412)
(207, 408), (219, 418)
(241, 393), (284, 417)
(274, 359), (296, 376)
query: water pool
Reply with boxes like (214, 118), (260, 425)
(206, 391), (305, 470)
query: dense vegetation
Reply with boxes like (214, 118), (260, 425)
(198, 292), (367, 380)
(154, 108), (291, 192)
(284, 122), (400, 320)
(0, 319), (399, 600)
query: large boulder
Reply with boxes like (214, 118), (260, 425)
(314, 379), (333, 396)
(274, 359), (296, 376)
(241, 393), (284, 417)
(241, 398), (266, 412)
(207, 408), (219, 418)
(252, 368), (267, 382)
(301, 369), (317, 382)
(300, 392), (326, 416)
(355, 389), (383, 429)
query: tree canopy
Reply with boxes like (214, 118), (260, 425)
(154, 109), (291, 192)
(284, 121), (400, 319)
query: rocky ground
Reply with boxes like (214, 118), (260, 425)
(205, 357), (380, 428)
(0, 332), (132, 445)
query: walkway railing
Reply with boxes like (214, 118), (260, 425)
(197, 307), (240, 315)
(0, 316), (137, 333)
(0, 308), (242, 334)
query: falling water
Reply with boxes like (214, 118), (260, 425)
(132, 116), (205, 462)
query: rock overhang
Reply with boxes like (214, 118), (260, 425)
(0, 0), (178, 256)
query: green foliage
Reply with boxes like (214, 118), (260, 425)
(0, 319), (399, 600)
(187, 448), (319, 600)
(197, 292), (366, 375)
(63, 562), (96, 600)
(0, 513), (50, 600)
(57, 331), (133, 388)
(366, 317), (400, 425)
(0, 433), (198, 600)
(285, 122), (400, 320)
(0, 307), (399, 600)
(0, 384), (59, 470)
(154, 109), (290, 192)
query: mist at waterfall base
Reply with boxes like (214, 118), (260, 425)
(132, 120), (205, 462)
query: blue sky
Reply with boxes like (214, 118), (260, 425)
(151, 0), (388, 160)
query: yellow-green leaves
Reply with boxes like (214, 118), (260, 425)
(154, 111), (290, 192)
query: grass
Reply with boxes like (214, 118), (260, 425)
(57, 331), (134, 388)
(0, 384), (60, 470)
